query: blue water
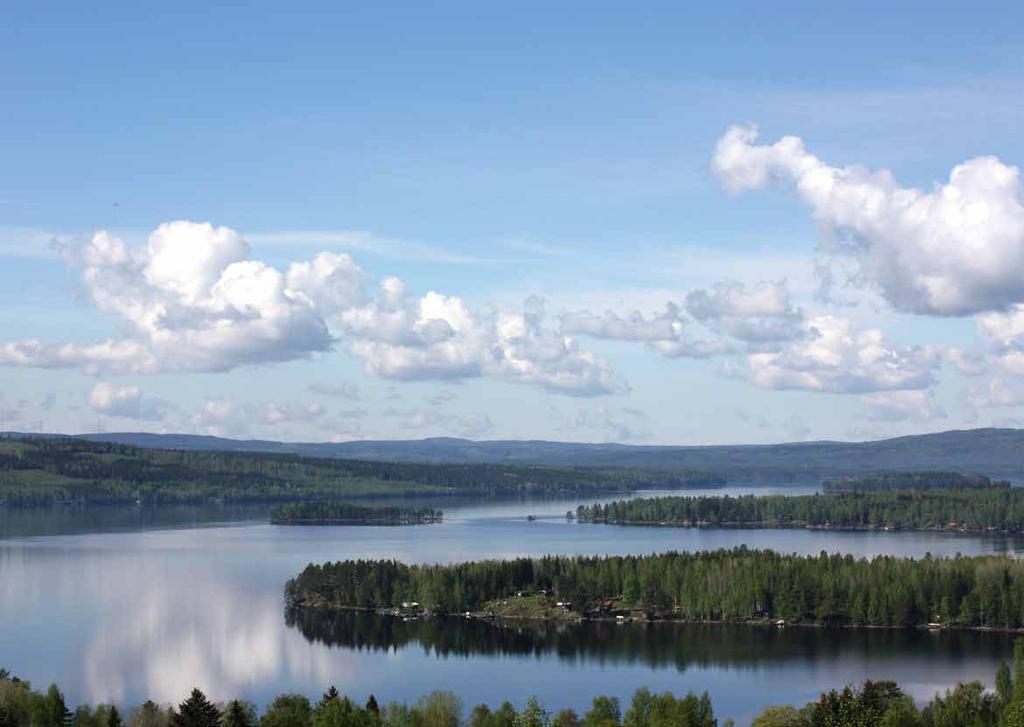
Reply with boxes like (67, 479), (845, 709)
(1, 490), (1020, 725)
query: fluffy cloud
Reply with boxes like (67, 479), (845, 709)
(343, 289), (625, 396)
(558, 303), (730, 359)
(861, 390), (946, 423)
(0, 220), (621, 397)
(88, 382), (167, 421)
(0, 222), (355, 373)
(685, 280), (803, 343)
(968, 378), (1024, 409)
(734, 315), (939, 393)
(558, 281), (803, 361)
(713, 125), (1024, 316)
(560, 304), (687, 342)
(187, 399), (235, 436)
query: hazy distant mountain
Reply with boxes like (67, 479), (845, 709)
(64, 428), (1024, 481)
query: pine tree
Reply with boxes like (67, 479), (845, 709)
(42, 684), (72, 727)
(365, 696), (379, 714)
(222, 700), (255, 727)
(107, 705), (124, 727)
(172, 689), (222, 727)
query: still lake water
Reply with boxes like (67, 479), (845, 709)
(2, 488), (1024, 725)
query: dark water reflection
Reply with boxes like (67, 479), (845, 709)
(287, 608), (1017, 672)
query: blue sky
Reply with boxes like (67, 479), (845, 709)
(4, 2), (1024, 444)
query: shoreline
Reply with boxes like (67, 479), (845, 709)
(576, 518), (1023, 535)
(286, 601), (1024, 636)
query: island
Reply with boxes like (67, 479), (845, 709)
(284, 547), (1024, 631)
(270, 502), (443, 526)
(574, 485), (1024, 533)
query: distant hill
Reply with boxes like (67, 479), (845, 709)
(59, 428), (1024, 482)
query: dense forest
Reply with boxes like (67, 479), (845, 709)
(822, 471), (1000, 493)
(6, 647), (1024, 727)
(0, 437), (723, 507)
(271, 503), (443, 526)
(574, 487), (1024, 532)
(286, 548), (1024, 629)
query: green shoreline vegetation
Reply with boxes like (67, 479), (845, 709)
(0, 437), (724, 508)
(270, 502), (443, 526)
(575, 486), (1024, 533)
(286, 548), (1024, 630)
(822, 471), (1002, 493)
(7, 645), (1024, 727)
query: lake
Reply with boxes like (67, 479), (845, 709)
(2, 490), (1023, 725)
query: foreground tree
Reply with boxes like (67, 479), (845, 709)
(171, 690), (221, 727)
(222, 701), (256, 727)
(260, 695), (311, 727)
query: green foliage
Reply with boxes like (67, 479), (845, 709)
(287, 547), (1024, 628)
(171, 689), (221, 727)
(260, 695), (311, 727)
(576, 486), (1024, 533)
(583, 696), (620, 727)
(15, 662), (1024, 727)
(750, 705), (806, 726)
(0, 437), (723, 508)
(822, 472), (999, 493)
(270, 502), (442, 526)
(223, 701), (257, 727)
(411, 692), (461, 727)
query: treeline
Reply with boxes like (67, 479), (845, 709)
(271, 503), (442, 526)
(575, 487), (1024, 532)
(0, 437), (724, 508)
(8, 647), (1024, 727)
(823, 471), (1002, 493)
(286, 548), (1024, 629)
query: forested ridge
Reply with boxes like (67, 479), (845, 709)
(7, 647), (1024, 727)
(0, 437), (723, 507)
(271, 502), (443, 525)
(575, 487), (1024, 532)
(822, 471), (999, 493)
(287, 548), (1024, 629)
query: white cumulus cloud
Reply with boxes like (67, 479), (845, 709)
(0, 220), (622, 397)
(88, 382), (167, 421)
(342, 290), (625, 396)
(712, 125), (1024, 316)
(733, 315), (939, 393)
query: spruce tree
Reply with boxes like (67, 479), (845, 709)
(107, 705), (124, 727)
(172, 689), (222, 727)
(222, 700), (255, 727)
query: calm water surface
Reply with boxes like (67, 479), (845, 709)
(2, 490), (1022, 725)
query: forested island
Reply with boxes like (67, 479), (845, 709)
(6, 647), (1024, 727)
(575, 486), (1024, 533)
(0, 437), (724, 508)
(286, 547), (1024, 630)
(270, 502), (443, 526)
(822, 471), (1001, 493)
